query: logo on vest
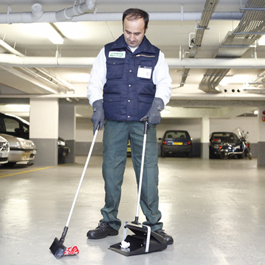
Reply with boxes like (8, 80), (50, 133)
(109, 51), (126, 58)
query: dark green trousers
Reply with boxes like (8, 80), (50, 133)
(101, 120), (163, 231)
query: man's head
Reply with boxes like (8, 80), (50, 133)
(122, 8), (149, 48)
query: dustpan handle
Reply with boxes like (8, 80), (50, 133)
(134, 120), (148, 224)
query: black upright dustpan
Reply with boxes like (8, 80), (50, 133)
(109, 121), (167, 256)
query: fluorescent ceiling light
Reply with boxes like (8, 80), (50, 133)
(67, 73), (90, 83)
(55, 22), (85, 39)
(219, 76), (232, 86)
(258, 35), (265, 46)
(219, 75), (249, 86)
(4, 104), (30, 111)
(232, 75), (249, 83)
(38, 23), (64, 44)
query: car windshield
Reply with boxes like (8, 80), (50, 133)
(165, 131), (188, 139)
(211, 133), (237, 143)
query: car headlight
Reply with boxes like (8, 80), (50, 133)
(0, 141), (10, 152)
(14, 141), (22, 149)
(17, 138), (36, 149)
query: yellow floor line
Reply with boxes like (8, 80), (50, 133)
(0, 166), (54, 179)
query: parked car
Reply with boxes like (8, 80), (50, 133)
(0, 112), (70, 162)
(127, 139), (131, 156)
(0, 133), (37, 166)
(58, 137), (70, 163)
(159, 130), (192, 157)
(0, 135), (10, 164)
(209, 131), (239, 158)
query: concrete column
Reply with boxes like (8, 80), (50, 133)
(30, 98), (58, 166)
(257, 107), (265, 167)
(201, 117), (210, 159)
(59, 102), (76, 163)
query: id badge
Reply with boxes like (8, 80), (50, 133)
(137, 66), (152, 79)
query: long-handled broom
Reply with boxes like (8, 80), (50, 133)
(50, 126), (99, 259)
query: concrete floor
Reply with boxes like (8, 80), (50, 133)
(1, 156), (265, 265)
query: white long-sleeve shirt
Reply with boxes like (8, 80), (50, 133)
(87, 47), (172, 106)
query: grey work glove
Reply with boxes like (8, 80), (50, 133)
(91, 99), (104, 134)
(140, 97), (164, 125)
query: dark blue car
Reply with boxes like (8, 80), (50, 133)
(159, 130), (192, 157)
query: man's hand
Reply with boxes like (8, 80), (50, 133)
(91, 99), (104, 134)
(140, 97), (164, 125)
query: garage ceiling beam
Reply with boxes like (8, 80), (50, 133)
(1, 54), (265, 69)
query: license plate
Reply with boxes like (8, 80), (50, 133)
(173, 142), (183, 145)
(0, 151), (8, 157)
(22, 154), (30, 160)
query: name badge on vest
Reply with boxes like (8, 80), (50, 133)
(109, 51), (126, 58)
(137, 66), (152, 79)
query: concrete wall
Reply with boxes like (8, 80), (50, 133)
(75, 116), (258, 157)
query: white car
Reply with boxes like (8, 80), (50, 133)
(0, 133), (37, 166)
(0, 135), (10, 164)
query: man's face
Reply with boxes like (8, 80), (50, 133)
(123, 17), (147, 48)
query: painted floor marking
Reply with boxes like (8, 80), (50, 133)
(0, 166), (54, 179)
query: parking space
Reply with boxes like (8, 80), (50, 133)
(1, 156), (265, 265)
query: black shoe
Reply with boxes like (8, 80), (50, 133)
(87, 222), (118, 239)
(154, 229), (174, 245)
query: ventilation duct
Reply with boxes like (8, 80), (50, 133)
(199, 0), (265, 93)
(180, 0), (219, 87)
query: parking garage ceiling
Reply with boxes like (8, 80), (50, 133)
(0, 0), (265, 118)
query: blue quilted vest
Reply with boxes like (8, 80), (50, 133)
(103, 35), (160, 121)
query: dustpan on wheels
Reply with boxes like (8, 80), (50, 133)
(109, 121), (168, 256)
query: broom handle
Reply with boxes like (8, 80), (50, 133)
(134, 121), (148, 223)
(65, 126), (99, 227)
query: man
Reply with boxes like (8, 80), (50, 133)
(87, 8), (173, 245)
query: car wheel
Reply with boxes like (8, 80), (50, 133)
(161, 151), (165, 157)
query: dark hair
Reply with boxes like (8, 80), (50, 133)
(122, 8), (149, 29)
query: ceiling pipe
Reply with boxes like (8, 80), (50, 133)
(0, 10), (242, 24)
(31, 3), (44, 21)
(0, 0), (96, 24)
(55, 0), (96, 21)
(1, 53), (265, 69)
(73, 11), (243, 22)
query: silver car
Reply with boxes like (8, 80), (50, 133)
(0, 133), (37, 166)
(0, 136), (10, 164)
